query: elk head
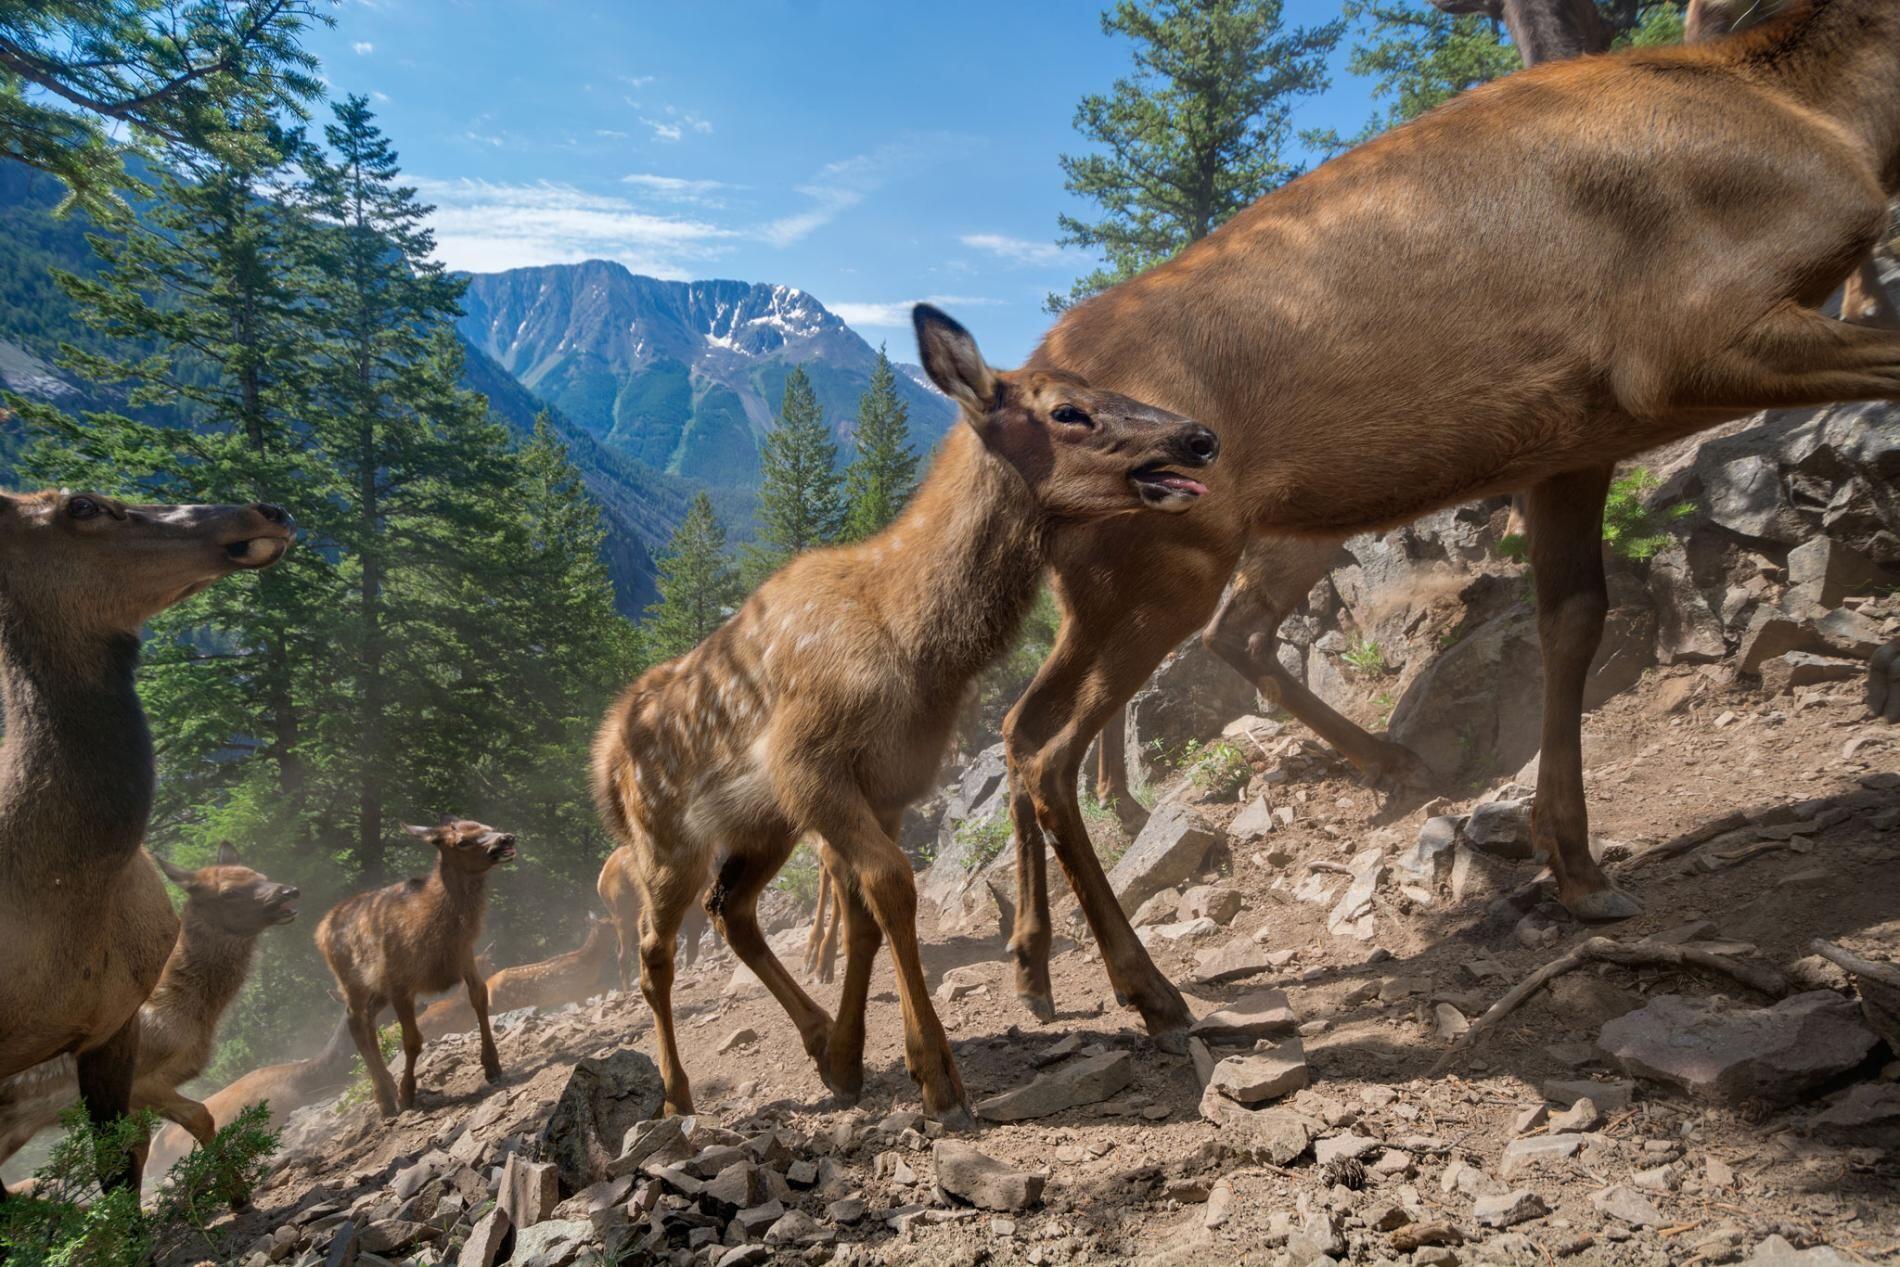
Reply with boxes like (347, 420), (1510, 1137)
(1684, 0), (1776, 41)
(0, 491), (294, 640)
(156, 843), (301, 933)
(913, 305), (1219, 520)
(404, 818), (519, 873)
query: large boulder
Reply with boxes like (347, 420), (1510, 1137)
(1598, 991), (1879, 1106)
(1648, 541), (1727, 664)
(1107, 802), (1220, 914)
(537, 1051), (666, 1192)
(1121, 640), (1260, 789)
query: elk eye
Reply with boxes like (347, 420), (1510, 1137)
(67, 496), (100, 520)
(1050, 405), (1092, 428)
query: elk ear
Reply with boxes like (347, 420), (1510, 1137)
(216, 841), (241, 867)
(154, 853), (197, 888)
(402, 822), (437, 845)
(914, 304), (997, 415)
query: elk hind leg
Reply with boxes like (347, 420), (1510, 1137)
(391, 997), (424, 1111)
(1525, 465), (1640, 920)
(1205, 535), (1434, 794)
(637, 873), (697, 1117)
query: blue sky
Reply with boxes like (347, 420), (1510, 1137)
(308, 1), (1383, 365)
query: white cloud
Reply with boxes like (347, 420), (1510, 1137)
(462, 131), (505, 147)
(370, 89), (391, 104)
(754, 142), (928, 247)
(595, 128), (629, 140)
(352, 40), (374, 54)
(410, 177), (735, 278)
(828, 295), (1002, 330)
(960, 233), (1089, 268)
(639, 107), (712, 144)
(642, 118), (683, 143)
(622, 173), (735, 205)
(619, 74), (656, 88)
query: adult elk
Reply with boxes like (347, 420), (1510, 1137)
(592, 306), (1218, 1126)
(0, 491), (291, 1189)
(999, 0), (1900, 1046)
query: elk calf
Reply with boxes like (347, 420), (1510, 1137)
(0, 845), (299, 1166)
(316, 819), (516, 1118)
(592, 306), (1218, 1125)
(418, 917), (617, 1039)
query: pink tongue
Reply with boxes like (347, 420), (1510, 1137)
(1157, 475), (1207, 496)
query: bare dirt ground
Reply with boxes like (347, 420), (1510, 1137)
(227, 664), (1899, 1267)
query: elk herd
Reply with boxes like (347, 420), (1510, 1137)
(2, 0), (1899, 1205)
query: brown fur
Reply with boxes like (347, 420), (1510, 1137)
(996, 0), (1900, 1043)
(591, 306), (1218, 1125)
(802, 851), (844, 985)
(314, 819), (516, 1118)
(0, 846), (298, 1166)
(0, 490), (290, 1185)
(416, 916), (617, 1039)
(597, 845), (710, 991)
(142, 1017), (355, 1181)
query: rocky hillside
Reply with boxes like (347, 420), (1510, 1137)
(162, 383), (1900, 1267)
(457, 263), (954, 490)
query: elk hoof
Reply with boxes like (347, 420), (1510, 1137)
(1368, 740), (1435, 797)
(1017, 990), (1057, 1023)
(934, 1103), (978, 1134)
(1151, 1028), (1189, 1056)
(1565, 887), (1642, 922)
(483, 1062), (503, 1084)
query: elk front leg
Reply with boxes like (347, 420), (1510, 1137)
(1525, 465), (1639, 921)
(821, 849), (888, 1104)
(804, 863), (831, 980)
(1668, 304), (1900, 414)
(1005, 532), (1232, 1040)
(149, 1089), (218, 1148)
(463, 962), (501, 1083)
(636, 882), (695, 1117)
(391, 996), (425, 1110)
(1204, 534), (1435, 795)
(1869, 642), (1900, 722)
(75, 1014), (142, 1192)
(344, 1001), (399, 1118)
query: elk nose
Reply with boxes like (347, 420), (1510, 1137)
(1181, 425), (1220, 466)
(253, 502), (293, 527)
(281, 886), (300, 901)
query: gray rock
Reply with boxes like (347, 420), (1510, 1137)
(1815, 606), (1887, 658)
(975, 1051), (1136, 1122)
(1649, 541), (1727, 664)
(1178, 884), (1242, 925)
(457, 1208), (512, 1267)
(1499, 1133), (1582, 1178)
(1230, 795), (1277, 841)
(1396, 816), (1461, 884)
(1738, 610), (1828, 674)
(1326, 847), (1385, 940)
(1463, 799), (1534, 860)
(1125, 641), (1261, 789)
(762, 1210), (831, 1246)
(1591, 1185), (1665, 1228)
(610, 1115), (690, 1177)
(1811, 1082), (1900, 1142)
(537, 1050), (665, 1192)
(1760, 651), (1863, 693)
(1702, 452), (1806, 544)
(1197, 1090), (1315, 1164)
(1107, 803), (1222, 913)
(323, 1224), (359, 1267)
(1189, 989), (1298, 1043)
(1390, 611), (1544, 784)
(933, 1141), (1045, 1211)
(1190, 936), (1280, 985)
(1746, 1234), (1858, 1266)
(509, 1218), (595, 1267)
(715, 1247), (771, 1267)
(499, 1154), (560, 1230)
(1543, 1078), (1634, 1112)
(357, 1220), (432, 1254)
(1474, 1189), (1549, 1229)
(1312, 1133), (1381, 1165)
(1130, 889), (1181, 928)
(1598, 991), (1879, 1105)
(1787, 537), (1883, 610)
(1207, 1040), (1308, 1106)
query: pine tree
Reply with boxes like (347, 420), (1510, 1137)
(18, 104), (330, 825)
(1050, 0), (1343, 310)
(841, 344), (918, 542)
(745, 365), (842, 583)
(0, 1), (326, 217)
(645, 492), (739, 661)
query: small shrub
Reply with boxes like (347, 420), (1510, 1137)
(1602, 468), (1694, 563)
(773, 840), (823, 906)
(1371, 691), (1397, 727)
(954, 811), (1013, 873)
(336, 1024), (401, 1111)
(0, 1103), (278, 1266)
(1342, 637), (1388, 674)
(1173, 739), (1251, 797)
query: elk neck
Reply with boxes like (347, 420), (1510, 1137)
(146, 905), (266, 1055)
(0, 593), (154, 877)
(1737, 0), (1900, 187)
(866, 426), (1050, 687)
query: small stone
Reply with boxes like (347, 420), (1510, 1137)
(763, 1210), (830, 1246)
(933, 1141), (1045, 1212)
(1598, 992), (1879, 1105)
(715, 1247), (771, 1267)
(1189, 989), (1299, 1043)
(1313, 1133), (1381, 1166)
(1179, 884), (1244, 925)
(825, 1197), (865, 1225)
(976, 1051), (1137, 1122)
(1190, 937), (1281, 985)
(500, 1154), (561, 1230)
(1549, 1097), (1601, 1133)
(1204, 1180), (1235, 1229)
(1433, 1003), (1469, 1040)
(1474, 1189), (1549, 1229)
(1591, 1185), (1665, 1227)
(718, 1027), (759, 1054)
(1511, 1105), (1549, 1135)
(1197, 1090), (1316, 1165)
(1543, 1078), (1634, 1112)
(458, 1209), (513, 1267)
(1208, 1039), (1309, 1105)
(1499, 1133), (1583, 1178)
